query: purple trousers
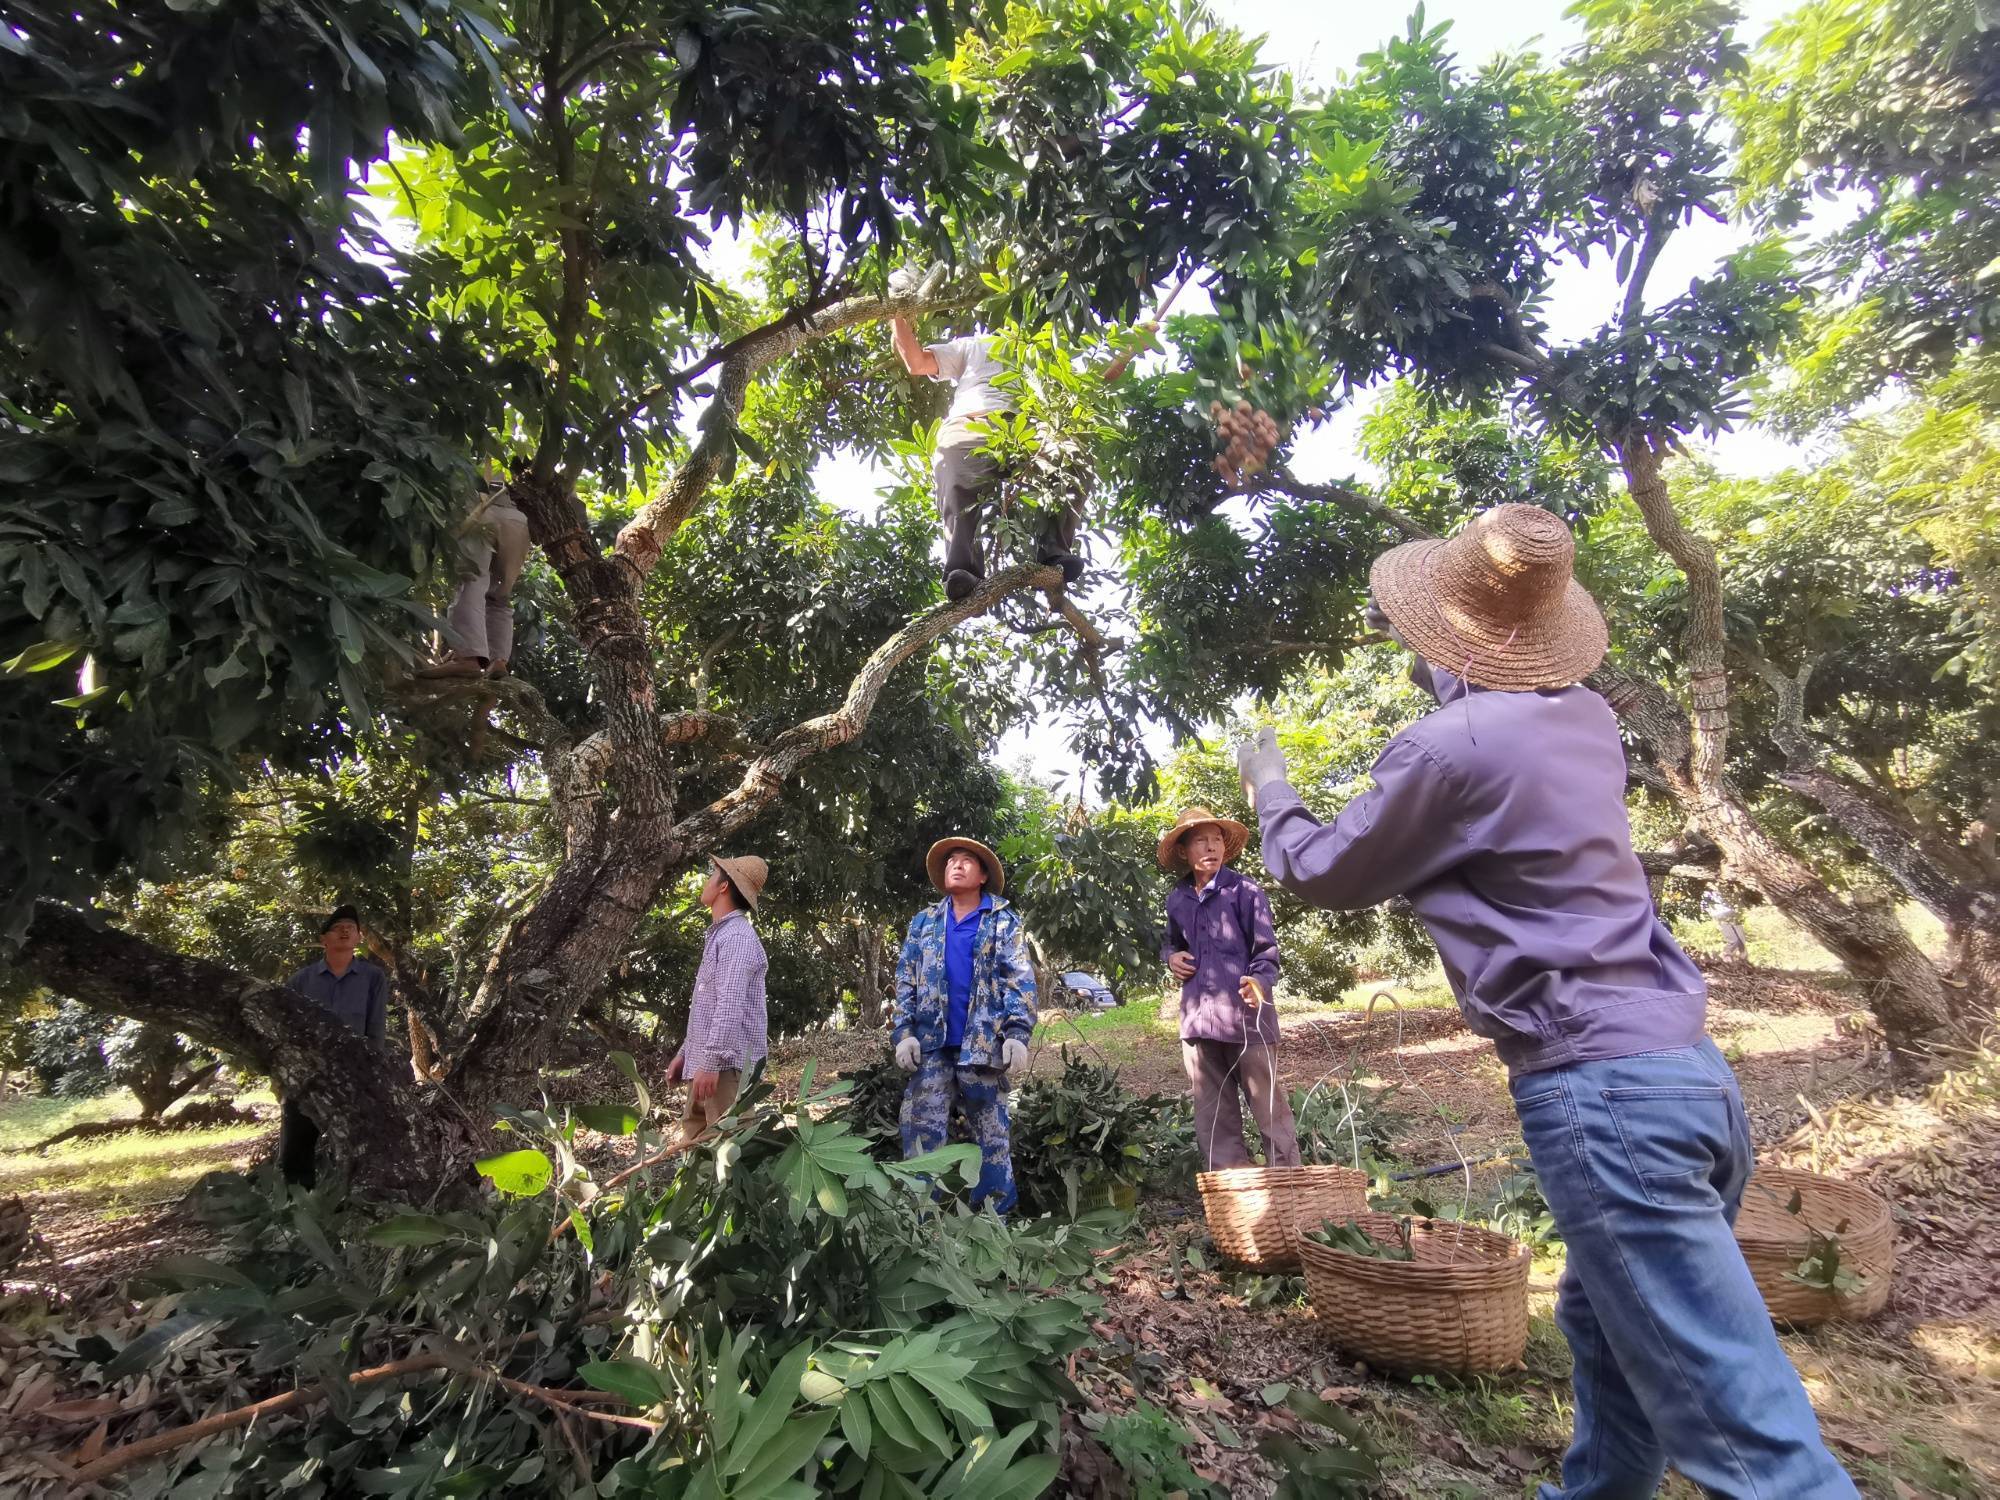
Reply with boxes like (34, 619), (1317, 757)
(1183, 1039), (1301, 1170)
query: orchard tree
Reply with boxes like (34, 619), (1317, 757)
(2, 0), (1306, 1187)
(1191, 2), (1967, 1064)
(1731, 0), (2000, 422)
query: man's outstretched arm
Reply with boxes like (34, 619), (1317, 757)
(891, 315), (940, 377)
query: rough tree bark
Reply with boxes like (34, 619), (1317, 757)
(1755, 658), (2000, 1004)
(1611, 440), (1956, 1070)
(19, 904), (459, 1192)
(1590, 664), (1957, 1075)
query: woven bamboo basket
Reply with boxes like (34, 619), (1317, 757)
(1197, 1165), (1369, 1271)
(1298, 1212), (1530, 1375)
(1734, 1166), (1894, 1326)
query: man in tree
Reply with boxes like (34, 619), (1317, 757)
(280, 904), (389, 1187)
(887, 270), (1145, 600)
(436, 458), (532, 678)
(892, 837), (1036, 1213)
(1237, 506), (1858, 1499)
(1158, 806), (1299, 1171)
(665, 855), (769, 1141)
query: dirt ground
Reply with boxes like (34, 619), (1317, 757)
(3, 958), (1995, 1498)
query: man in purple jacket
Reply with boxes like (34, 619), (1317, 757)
(1237, 505), (1856, 1500)
(1159, 807), (1300, 1171)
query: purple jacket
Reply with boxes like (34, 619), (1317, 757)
(1161, 865), (1282, 1045)
(1253, 668), (1706, 1077)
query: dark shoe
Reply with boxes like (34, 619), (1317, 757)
(1040, 549), (1085, 585)
(944, 568), (981, 602)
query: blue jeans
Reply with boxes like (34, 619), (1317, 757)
(1510, 1040), (1858, 1499)
(900, 1048), (1016, 1214)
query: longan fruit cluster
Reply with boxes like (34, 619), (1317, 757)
(1209, 399), (1281, 485)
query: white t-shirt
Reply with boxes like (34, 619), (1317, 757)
(926, 335), (1013, 448)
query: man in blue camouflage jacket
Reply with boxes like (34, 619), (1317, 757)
(891, 836), (1038, 1213)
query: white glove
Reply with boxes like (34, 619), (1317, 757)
(895, 1037), (922, 1072)
(1237, 725), (1289, 802)
(1001, 1039), (1029, 1077)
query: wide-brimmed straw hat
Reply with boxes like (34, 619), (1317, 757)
(1370, 504), (1607, 691)
(926, 837), (1004, 896)
(1157, 807), (1249, 872)
(710, 854), (768, 910)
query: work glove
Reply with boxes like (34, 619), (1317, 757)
(895, 1036), (922, 1072)
(1001, 1039), (1030, 1078)
(1237, 725), (1289, 802)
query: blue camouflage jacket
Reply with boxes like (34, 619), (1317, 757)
(891, 895), (1038, 1068)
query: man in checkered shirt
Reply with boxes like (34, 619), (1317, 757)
(666, 854), (769, 1140)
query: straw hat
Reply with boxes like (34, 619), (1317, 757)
(710, 854), (768, 911)
(1157, 807), (1249, 872)
(1370, 504), (1607, 691)
(926, 837), (1004, 896)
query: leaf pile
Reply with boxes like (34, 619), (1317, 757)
(1302, 1218), (1415, 1262)
(1011, 1048), (1175, 1217)
(1, 1060), (1120, 1497)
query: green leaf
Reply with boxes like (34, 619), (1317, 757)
(735, 1408), (839, 1495)
(610, 1049), (651, 1115)
(572, 1103), (640, 1135)
(578, 1358), (668, 1409)
(137, 1255), (255, 1289)
(3, 641), (78, 675)
(839, 1385), (873, 1460)
(103, 1313), (225, 1380)
(726, 1342), (814, 1475)
(474, 1148), (553, 1198)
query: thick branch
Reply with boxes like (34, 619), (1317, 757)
(614, 282), (983, 575)
(1621, 215), (1671, 332)
(1262, 468), (1436, 541)
(17, 903), (455, 1191)
(668, 562), (1061, 855)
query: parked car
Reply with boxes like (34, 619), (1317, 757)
(1059, 971), (1118, 1010)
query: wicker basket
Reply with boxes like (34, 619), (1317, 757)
(1197, 1165), (1368, 1271)
(1734, 1166), (1894, 1326)
(1298, 1213), (1531, 1375)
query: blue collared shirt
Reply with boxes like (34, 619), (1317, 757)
(943, 893), (992, 1048)
(286, 956), (390, 1043)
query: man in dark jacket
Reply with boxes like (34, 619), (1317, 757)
(1158, 806), (1299, 1170)
(279, 904), (389, 1187)
(1238, 505), (1857, 1500)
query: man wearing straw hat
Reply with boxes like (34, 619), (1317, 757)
(891, 836), (1038, 1213)
(1237, 505), (1857, 1500)
(665, 854), (769, 1142)
(1158, 807), (1300, 1171)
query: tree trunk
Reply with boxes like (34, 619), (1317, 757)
(1592, 666), (1957, 1075)
(855, 922), (886, 1032)
(1608, 439), (1958, 1074)
(1754, 659), (2000, 1004)
(21, 903), (462, 1193)
(1782, 763), (2000, 999)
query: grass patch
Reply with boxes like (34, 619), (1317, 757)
(0, 1090), (276, 1223)
(1669, 901), (1948, 972)
(1035, 995), (1180, 1061)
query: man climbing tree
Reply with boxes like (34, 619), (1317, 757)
(888, 272), (1151, 599)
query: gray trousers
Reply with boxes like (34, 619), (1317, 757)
(932, 443), (1081, 577)
(1183, 1038), (1301, 1170)
(934, 444), (1001, 578)
(444, 498), (531, 664)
